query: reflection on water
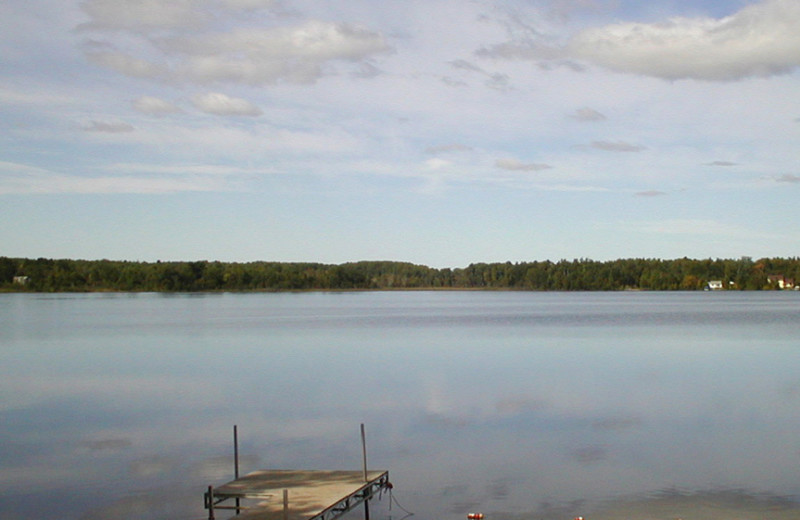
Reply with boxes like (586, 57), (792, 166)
(1, 291), (799, 520)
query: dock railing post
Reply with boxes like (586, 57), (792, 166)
(360, 423), (368, 482)
(234, 425), (240, 515)
(360, 424), (370, 520)
(283, 488), (289, 520)
(234, 425), (240, 479)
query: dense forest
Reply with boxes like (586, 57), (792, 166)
(2, 256), (799, 292)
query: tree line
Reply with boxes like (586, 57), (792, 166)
(0, 257), (800, 292)
(1, 256), (798, 292)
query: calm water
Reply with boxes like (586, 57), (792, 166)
(1, 291), (800, 520)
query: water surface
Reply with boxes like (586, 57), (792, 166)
(1, 291), (799, 520)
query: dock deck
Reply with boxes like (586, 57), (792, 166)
(205, 470), (390, 520)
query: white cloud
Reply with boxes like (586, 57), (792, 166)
(82, 120), (134, 133)
(495, 158), (552, 171)
(170, 21), (388, 62)
(351, 61), (383, 78)
(567, 0), (800, 80)
(132, 96), (182, 116)
(424, 158), (452, 171)
(441, 77), (467, 87)
(775, 174), (800, 183)
(481, 0), (800, 81)
(191, 92), (262, 116)
(169, 21), (391, 85)
(590, 140), (645, 152)
(449, 59), (484, 73)
(570, 107), (606, 121)
(86, 52), (166, 80)
(81, 11), (390, 86)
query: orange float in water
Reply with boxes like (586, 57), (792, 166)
(467, 514), (484, 520)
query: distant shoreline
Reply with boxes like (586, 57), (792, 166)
(2, 256), (797, 292)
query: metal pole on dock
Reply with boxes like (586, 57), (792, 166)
(360, 423), (368, 482)
(283, 488), (289, 520)
(234, 425), (240, 479)
(234, 425), (240, 515)
(360, 424), (370, 520)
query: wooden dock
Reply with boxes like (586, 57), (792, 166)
(205, 469), (391, 520)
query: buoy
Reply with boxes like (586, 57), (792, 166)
(467, 514), (484, 520)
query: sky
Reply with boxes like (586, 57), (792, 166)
(1, 0), (799, 268)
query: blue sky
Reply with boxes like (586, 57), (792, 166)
(1, 0), (799, 267)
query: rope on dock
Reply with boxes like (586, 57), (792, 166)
(388, 488), (414, 518)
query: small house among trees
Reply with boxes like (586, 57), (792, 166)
(767, 275), (794, 289)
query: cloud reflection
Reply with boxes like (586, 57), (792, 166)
(571, 445), (608, 465)
(591, 415), (644, 431)
(81, 438), (133, 452)
(588, 488), (800, 520)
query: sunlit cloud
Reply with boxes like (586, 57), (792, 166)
(132, 96), (182, 116)
(176, 22), (390, 85)
(481, 0), (800, 81)
(82, 120), (134, 133)
(449, 59), (484, 73)
(191, 92), (262, 117)
(566, 0), (800, 81)
(86, 51), (168, 80)
(590, 140), (646, 152)
(570, 107), (607, 121)
(495, 158), (552, 171)
(441, 77), (468, 87)
(80, 2), (392, 87)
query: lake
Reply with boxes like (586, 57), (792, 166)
(1, 291), (799, 520)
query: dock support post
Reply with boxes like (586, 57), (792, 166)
(283, 488), (289, 520)
(207, 485), (215, 520)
